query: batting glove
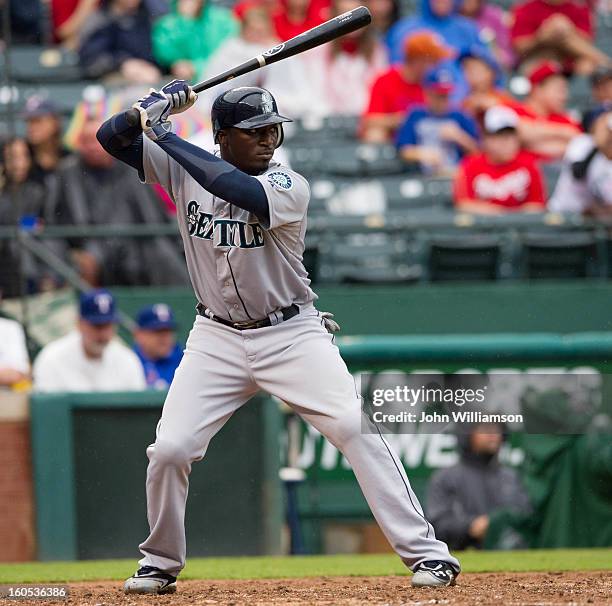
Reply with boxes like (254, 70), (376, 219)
(161, 79), (197, 115)
(321, 311), (341, 334)
(142, 121), (172, 142)
(132, 89), (171, 130)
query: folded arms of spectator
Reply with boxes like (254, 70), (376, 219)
(517, 118), (580, 159)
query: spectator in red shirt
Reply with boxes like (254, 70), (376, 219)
(509, 61), (581, 160)
(272, 0), (328, 41)
(52, 0), (99, 47)
(362, 31), (453, 143)
(510, 0), (610, 74)
(459, 46), (514, 128)
(454, 106), (547, 214)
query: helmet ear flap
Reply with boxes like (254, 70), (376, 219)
(275, 124), (284, 148)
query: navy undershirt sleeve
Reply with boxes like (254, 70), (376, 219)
(96, 112), (145, 178)
(152, 132), (270, 225)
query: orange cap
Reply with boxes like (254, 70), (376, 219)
(404, 31), (453, 61)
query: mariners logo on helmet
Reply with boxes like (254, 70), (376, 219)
(267, 171), (293, 190)
(261, 91), (274, 114)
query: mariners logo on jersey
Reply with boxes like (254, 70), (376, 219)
(267, 171), (293, 190)
(186, 200), (265, 249)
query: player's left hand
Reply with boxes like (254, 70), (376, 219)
(321, 311), (340, 334)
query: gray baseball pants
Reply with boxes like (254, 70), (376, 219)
(137, 306), (460, 575)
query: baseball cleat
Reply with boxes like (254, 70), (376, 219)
(411, 560), (458, 587)
(123, 565), (177, 594)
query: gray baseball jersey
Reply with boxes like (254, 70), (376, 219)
(141, 136), (317, 322)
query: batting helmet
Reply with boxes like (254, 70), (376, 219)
(211, 87), (291, 147)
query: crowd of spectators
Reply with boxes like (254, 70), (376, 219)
(1, 0), (612, 299)
(0, 289), (183, 393)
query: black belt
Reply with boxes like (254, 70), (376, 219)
(196, 303), (299, 330)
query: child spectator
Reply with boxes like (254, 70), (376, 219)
(272, 0), (328, 41)
(387, 0), (486, 65)
(362, 31), (452, 143)
(22, 97), (71, 185)
(153, 0), (238, 81)
(133, 304), (183, 390)
(460, 46), (513, 127)
(453, 106), (546, 214)
(591, 67), (612, 105)
(549, 104), (612, 216)
(396, 66), (479, 175)
(510, 0), (609, 74)
(79, 0), (161, 83)
(459, 0), (514, 70)
(510, 61), (581, 161)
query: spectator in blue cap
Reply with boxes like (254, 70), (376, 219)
(133, 303), (183, 390)
(33, 289), (146, 392)
(396, 66), (479, 175)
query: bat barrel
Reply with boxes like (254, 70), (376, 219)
(122, 7), (371, 127)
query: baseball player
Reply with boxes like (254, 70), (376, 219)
(97, 80), (460, 594)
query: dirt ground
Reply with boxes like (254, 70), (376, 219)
(5, 572), (611, 606)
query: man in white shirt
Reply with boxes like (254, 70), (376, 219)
(0, 315), (30, 388)
(33, 289), (146, 392)
(549, 104), (612, 216)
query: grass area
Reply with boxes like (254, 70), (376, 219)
(0, 549), (610, 584)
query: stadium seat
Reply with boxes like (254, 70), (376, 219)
(308, 176), (452, 217)
(522, 232), (597, 279)
(287, 115), (359, 145)
(381, 176), (448, 211)
(428, 235), (502, 282)
(287, 146), (325, 177)
(9, 46), (82, 83)
(317, 232), (422, 284)
(322, 143), (407, 177)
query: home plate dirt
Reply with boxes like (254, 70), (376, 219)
(9, 572), (612, 606)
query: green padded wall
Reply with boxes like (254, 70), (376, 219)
(31, 393), (283, 560)
(112, 281), (612, 340)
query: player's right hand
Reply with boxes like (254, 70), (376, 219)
(161, 79), (198, 116)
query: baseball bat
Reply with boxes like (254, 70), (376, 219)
(126, 5), (371, 125)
